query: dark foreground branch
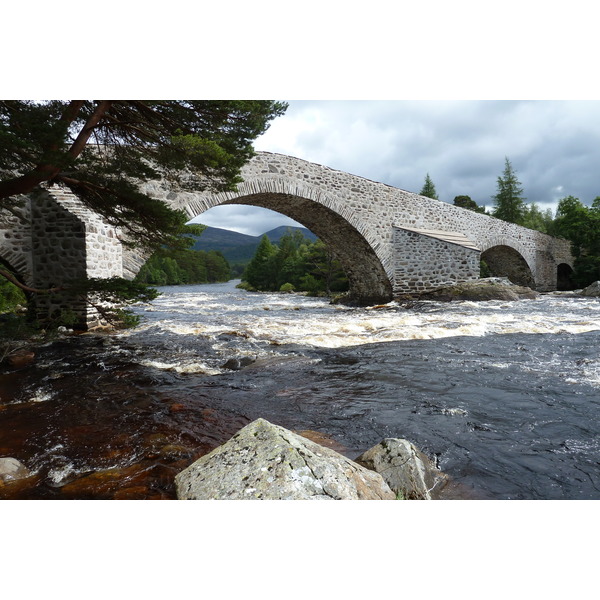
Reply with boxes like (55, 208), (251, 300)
(0, 269), (64, 294)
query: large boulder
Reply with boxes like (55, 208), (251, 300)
(175, 418), (395, 500)
(355, 439), (448, 500)
(0, 457), (32, 482)
(581, 281), (600, 297)
(416, 277), (538, 301)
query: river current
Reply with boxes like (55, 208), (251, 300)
(1, 280), (599, 499)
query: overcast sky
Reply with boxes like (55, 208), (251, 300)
(194, 100), (600, 236)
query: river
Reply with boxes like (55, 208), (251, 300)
(1, 280), (599, 499)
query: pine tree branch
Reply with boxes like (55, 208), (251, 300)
(0, 268), (64, 293)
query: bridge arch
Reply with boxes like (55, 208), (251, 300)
(0, 248), (32, 287)
(147, 174), (394, 304)
(557, 263), (575, 290)
(479, 237), (536, 288)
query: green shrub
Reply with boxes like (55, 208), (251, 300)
(279, 282), (295, 293)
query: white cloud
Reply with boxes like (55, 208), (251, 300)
(189, 205), (303, 237)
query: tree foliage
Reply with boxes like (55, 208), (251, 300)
(453, 195), (487, 213)
(419, 173), (439, 200)
(135, 247), (231, 286)
(241, 231), (348, 295)
(552, 195), (600, 286)
(491, 157), (527, 225)
(0, 100), (286, 325)
(521, 202), (554, 234)
(0, 274), (26, 313)
(0, 100), (287, 250)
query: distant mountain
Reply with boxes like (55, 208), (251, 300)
(263, 225), (318, 244)
(189, 225), (318, 267)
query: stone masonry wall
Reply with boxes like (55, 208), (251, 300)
(30, 186), (123, 327)
(0, 197), (33, 284)
(393, 227), (480, 294)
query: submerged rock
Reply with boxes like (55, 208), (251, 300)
(580, 281), (600, 297)
(175, 418), (395, 500)
(0, 457), (33, 482)
(355, 439), (448, 500)
(414, 278), (538, 302)
(221, 356), (256, 370)
(6, 350), (35, 369)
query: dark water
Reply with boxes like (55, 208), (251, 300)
(1, 281), (599, 499)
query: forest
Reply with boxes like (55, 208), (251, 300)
(134, 247), (231, 286)
(239, 230), (348, 295)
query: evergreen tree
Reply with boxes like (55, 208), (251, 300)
(243, 235), (278, 290)
(241, 235), (348, 295)
(134, 245), (230, 286)
(420, 173), (439, 200)
(491, 157), (527, 225)
(521, 203), (554, 233)
(453, 195), (486, 213)
(0, 100), (287, 250)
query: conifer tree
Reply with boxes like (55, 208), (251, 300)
(0, 100), (287, 251)
(491, 157), (527, 225)
(0, 100), (286, 323)
(419, 173), (439, 200)
(243, 235), (278, 290)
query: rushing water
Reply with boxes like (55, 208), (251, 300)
(1, 280), (599, 499)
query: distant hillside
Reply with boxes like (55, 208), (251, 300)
(189, 225), (318, 267)
(263, 225), (318, 244)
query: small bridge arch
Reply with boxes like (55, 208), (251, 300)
(479, 237), (536, 287)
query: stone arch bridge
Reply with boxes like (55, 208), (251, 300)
(0, 152), (574, 327)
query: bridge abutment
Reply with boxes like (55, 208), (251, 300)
(392, 226), (481, 295)
(28, 187), (123, 328)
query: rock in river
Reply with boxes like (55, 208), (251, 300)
(175, 418), (395, 500)
(355, 438), (449, 500)
(580, 281), (600, 297)
(415, 277), (538, 302)
(0, 457), (33, 482)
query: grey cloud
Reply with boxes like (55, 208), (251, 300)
(257, 100), (600, 211)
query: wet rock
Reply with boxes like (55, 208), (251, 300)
(355, 439), (449, 500)
(112, 485), (150, 500)
(175, 418), (395, 500)
(7, 350), (35, 369)
(59, 464), (149, 498)
(158, 444), (194, 460)
(0, 457), (33, 482)
(580, 281), (600, 297)
(414, 278), (538, 302)
(221, 356), (256, 370)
